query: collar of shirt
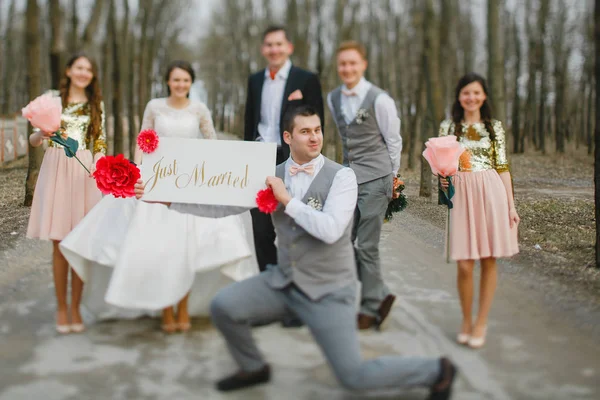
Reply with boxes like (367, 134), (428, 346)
(285, 154), (324, 199)
(264, 59), (292, 81)
(341, 77), (371, 99)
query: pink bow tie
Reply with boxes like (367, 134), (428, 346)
(289, 164), (315, 176)
(342, 89), (358, 97)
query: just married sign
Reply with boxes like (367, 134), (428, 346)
(139, 137), (277, 207)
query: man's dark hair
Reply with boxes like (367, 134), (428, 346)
(283, 105), (320, 134)
(262, 25), (291, 42)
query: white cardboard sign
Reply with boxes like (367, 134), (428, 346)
(139, 137), (277, 207)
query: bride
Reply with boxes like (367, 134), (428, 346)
(60, 60), (258, 333)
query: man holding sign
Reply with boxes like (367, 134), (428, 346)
(135, 105), (457, 399)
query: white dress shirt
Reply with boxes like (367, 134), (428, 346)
(283, 155), (358, 245)
(256, 59), (293, 146)
(326, 77), (402, 174)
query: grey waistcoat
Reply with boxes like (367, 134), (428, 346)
(330, 85), (392, 184)
(267, 157), (357, 300)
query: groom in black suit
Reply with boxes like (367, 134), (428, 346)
(244, 25), (324, 272)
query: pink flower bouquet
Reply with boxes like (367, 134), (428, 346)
(422, 136), (465, 209)
(22, 93), (89, 173)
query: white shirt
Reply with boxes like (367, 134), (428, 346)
(283, 155), (357, 245)
(326, 77), (402, 174)
(257, 59), (293, 146)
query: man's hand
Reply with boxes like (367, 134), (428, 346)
(265, 176), (292, 206)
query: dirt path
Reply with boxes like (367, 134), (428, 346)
(0, 209), (598, 400)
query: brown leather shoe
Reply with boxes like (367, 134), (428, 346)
(357, 313), (377, 330)
(357, 294), (397, 330)
(377, 294), (396, 326)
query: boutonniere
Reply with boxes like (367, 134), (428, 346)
(307, 197), (323, 211)
(356, 108), (369, 124)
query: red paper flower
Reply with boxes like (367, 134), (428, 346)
(256, 188), (278, 214)
(93, 154), (141, 198)
(137, 129), (159, 153)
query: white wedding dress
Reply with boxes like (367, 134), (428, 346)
(60, 98), (258, 320)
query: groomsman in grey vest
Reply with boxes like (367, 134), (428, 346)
(192, 106), (455, 398)
(327, 41), (403, 330)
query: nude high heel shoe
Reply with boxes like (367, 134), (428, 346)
(468, 326), (487, 349)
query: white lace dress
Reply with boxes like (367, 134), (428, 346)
(60, 98), (259, 320)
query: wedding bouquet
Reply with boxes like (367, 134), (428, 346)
(422, 135), (465, 209)
(384, 176), (407, 222)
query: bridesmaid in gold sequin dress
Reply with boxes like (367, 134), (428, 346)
(439, 73), (519, 349)
(26, 54), (105, 334)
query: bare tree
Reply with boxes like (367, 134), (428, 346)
(2, 0), (17, 115)
(80, 2), (105, 52)
(109, 0), (124, 155)
(24, 0), (43, 206)
(537, 0), (550, 153)
(49, 0), (66, 90)
(511, 15), (522, 153)
(420, 0), (444, 198)
(594, 0), (600, 268)
(69, 0), (78, 52)
(488, 0), (506, 125)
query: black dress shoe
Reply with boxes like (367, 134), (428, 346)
(427, 357), (457, 400)
(216, 365), (271, 392)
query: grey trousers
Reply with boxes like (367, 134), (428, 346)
(354, 174), (394, 317)
(210, 271), (440, 391)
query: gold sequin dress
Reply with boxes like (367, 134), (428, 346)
(27, 93), (106, 241)
(439, 119), (519, 261)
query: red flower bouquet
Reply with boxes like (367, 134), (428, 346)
(137, 129), (159, 153)
(256, 188), (278, 214)
(93, 154), (141, 198)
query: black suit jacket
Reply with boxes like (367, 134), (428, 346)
(243, 65), (324, 161)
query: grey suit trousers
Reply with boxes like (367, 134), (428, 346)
(210, 270), (440, 391)
(353, 174), (394, 317)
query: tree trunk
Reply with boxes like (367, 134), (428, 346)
(588, 76), (594, 155)
(488, 0), (506, 124)
(109, 0), (123, 155)
(511, 17), (521, 153)
(408, 69), (426, 170)
(69, 0), (78, 53)
(124, 0), (137, 158)
(137, 4), (152, 123)
(537, 0), (550, 154)
(24, 0), (43, 206)
(420, 0), (444, 198)
(49, 0), (66, 90)
(80, 2), (105, 52)
(594, 0), (600, 267)
(2, 0), (16, 115)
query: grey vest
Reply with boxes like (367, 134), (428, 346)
(267, 157), (357, 300)
(330, 85), (393, 184)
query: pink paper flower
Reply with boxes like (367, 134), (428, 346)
(422, 136), (465, 177)
(137, 129), (160, 153)
(21, 93), (62, 133)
